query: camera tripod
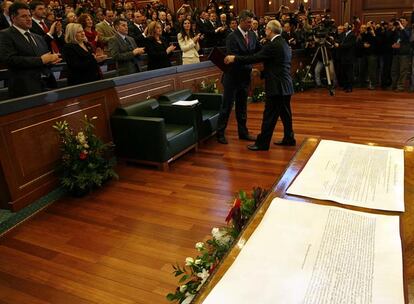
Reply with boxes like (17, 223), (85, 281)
(303, 43), (335, 96)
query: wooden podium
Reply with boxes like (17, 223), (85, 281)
(194, 137), (414, 304)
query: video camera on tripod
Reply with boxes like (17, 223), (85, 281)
(303, 15), (336, 95)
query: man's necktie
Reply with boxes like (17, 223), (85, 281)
(124, 37), (133, 50)
(24, 32), (37, 47)
(39, 21), (49, 33)
(244, 34), (249, 46)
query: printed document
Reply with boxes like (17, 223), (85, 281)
(287, 140), (404, 211)
(203, 198), (404, 304)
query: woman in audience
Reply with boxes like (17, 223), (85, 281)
(177, 19), (200, 64)
(78, 13), (99, 51)
(62, 23), (107, 85)
(144, 21), (176, 70)
(166, 12), (177, 36)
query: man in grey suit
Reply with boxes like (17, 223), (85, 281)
(225, 20), (295, 151)
(0, 2), (61, 98)
(108, 18), (145, 76)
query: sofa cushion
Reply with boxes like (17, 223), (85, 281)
(166, 124), (196, 156)
(115, 98), (160, 117)
(159, 89), (192, 102)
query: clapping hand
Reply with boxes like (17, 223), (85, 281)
(224, 55), (235, 64)
(167, 44), (176, 54)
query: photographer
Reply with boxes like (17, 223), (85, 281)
(376, 21), (393, 89)
(390, 18), (411, 92)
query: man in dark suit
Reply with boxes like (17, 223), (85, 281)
(29, 0), (64, 53)
(216, 10), (260, 144)
(108, 18), (145, 76)
(128, 11), (146, 47)
(335, 24), (356, 92)
(0, 1), (12, 30)
(0, 2), (61, 98)
(225, 20), (295, 151)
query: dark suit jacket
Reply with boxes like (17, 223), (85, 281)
(108, 33), (140, 76)
(0, 26), (56, 98)
(236, 36), (294, 96)
(0, 13), (11, 30)
(128, 22), (146, 47)
(143, 36), (172, 71)
(338, 31), (356, 64)
(224, 28), (260, 83)
(30, 20), (65, 52)
(62, 43), (102, 85)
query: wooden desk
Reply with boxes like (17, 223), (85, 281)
(194, 137), (414, 304)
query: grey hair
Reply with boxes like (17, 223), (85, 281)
(267, 20), (282, 34)
(239, 10), (254, 22)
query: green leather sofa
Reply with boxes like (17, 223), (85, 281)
(111, 98), (198, 170)
(158, 89), (222, 141)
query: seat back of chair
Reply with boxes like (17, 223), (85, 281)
(158, 89), (192, 103)
(113, 99), (161, 117)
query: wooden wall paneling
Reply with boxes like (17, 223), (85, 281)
(177, 66), (223, 92)
(363, 0), (412, 10)
(0, 162), (10, 208)
(115, 77), (176, 106)
(329, 0), (343, 24)
(0, 88), (119, 211)
(362, 11), (398, 23)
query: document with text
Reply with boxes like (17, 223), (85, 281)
(202, 198), (404, 304)
(287, 140), (404, 211)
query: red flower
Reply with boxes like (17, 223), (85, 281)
(225, 198), (241, 223)
(79, 151), (88, 160)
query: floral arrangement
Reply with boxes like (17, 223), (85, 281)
(251, 87), (266, 103)
(199, 78), (219, 93)
(53, 115), (118, 195)
(167, 187), (268, 304)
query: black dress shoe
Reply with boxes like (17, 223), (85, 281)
(239, 134), (256, 141)
(273, 138), (296, 146)
(247, 144), (268, 151)
(216, 135), (228, 144)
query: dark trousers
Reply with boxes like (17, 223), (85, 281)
(380, 53), (393, 88)
(341, 63), (354, 90)
(256, 95), (293, 149)
(217, 75), (250, 137)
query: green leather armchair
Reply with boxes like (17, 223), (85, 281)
(158, 89), (222, 141)
(111, 98), (198, 170)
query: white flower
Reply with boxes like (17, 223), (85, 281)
(185, 257), (194, 266)
(83, 143), (89, 149)
(211, 227), (232, 245)
(195, 242), (204, 251)
(179, 285), (187, 293)
(76, 132), (87, 145)
(195, 259), (202, 265)
(182, 294), (195, 304)
(197, 268), (210, 280)
(196, 268), (210, 291)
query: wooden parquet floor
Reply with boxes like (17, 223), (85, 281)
(1, 89), (414, 304)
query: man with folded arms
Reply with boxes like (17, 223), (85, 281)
(224, 20), (296, 151)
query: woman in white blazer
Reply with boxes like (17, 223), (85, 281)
(177, 19), (201, 65)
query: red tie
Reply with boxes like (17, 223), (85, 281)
(245, 34), (249, 45)
(40, 21), (49, 33)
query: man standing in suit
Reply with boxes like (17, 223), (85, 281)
(96, 9), (116, 52)
(108, 18), (145, 76)
(128, 11), (146, 47)
(216, 10), (260, 144)
(224, 20), (295, 151)
(0, 1), (12, 30)
(335, 24), (356, 92)
(0, 2), (61, 98)
(29, 0), (64, 53)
